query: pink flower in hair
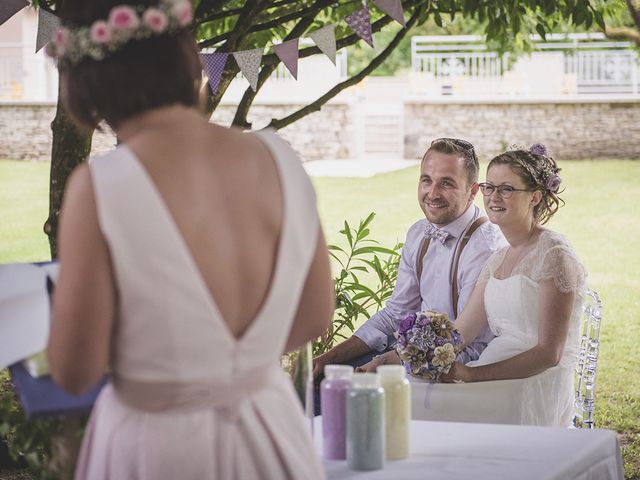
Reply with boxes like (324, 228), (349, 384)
(90, 20), (112, 44)
(143, 8), (168, 32)
(172, 1), (193, 27)
(53, 27), (70, 54)
(108, 5), (140, 30)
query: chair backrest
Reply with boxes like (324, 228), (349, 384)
(573, 289), (602, 428)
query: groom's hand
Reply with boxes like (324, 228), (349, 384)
(312, 351), (331, 379)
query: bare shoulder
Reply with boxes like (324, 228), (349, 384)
(63, 162), (94, 208)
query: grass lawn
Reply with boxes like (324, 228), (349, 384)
(1, 159), (639, 478)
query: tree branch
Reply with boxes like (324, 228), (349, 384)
(231, 0), (328, 128)
(626, 0), (640, 32)
(605, 26), (640, 47)
(259, 3), (420, 67)
(198, 1), (332, 48)
(204, 0), (270, 114)
(266, 3), (426, 131)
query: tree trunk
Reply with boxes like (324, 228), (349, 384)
(44, 87), (93, 259)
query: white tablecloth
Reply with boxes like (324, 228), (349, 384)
(314, 417), (624, 480)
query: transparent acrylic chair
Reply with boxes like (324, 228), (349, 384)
(282, 342), (314, 433)
(573, 289), (602, 429)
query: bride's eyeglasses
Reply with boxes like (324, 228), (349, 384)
(478, 182), (534, 198)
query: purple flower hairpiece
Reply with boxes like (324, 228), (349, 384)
(529, 143), (547, 156)
(546, 174), (562, 193)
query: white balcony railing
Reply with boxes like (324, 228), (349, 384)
(411, 33), (640, 97)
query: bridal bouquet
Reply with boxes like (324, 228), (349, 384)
(394, 310), (463, 381)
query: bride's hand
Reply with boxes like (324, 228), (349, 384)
(440, 362), (471, 383)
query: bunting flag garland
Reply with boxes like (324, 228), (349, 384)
(308, 24), (337, 65)
(200, 53), (228, 95)
(232, 48), (263, 91)
(36, 9), (60, 53)
(0, 0), (28, 27)
(273, 38), (299, 79)
(345, 6), (374, 48)
(373, 0), (406, 27)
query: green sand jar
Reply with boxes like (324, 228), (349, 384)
(346, 372), (385, 471)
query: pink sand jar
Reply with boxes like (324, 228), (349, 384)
(321, 365), (354, 460)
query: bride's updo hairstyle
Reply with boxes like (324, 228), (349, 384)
(488, 144), (564, 225)
(55, 0), (202, 130)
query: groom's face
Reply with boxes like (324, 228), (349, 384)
(418, 151), (478, 227)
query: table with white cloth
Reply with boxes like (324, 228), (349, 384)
(313, 417), (624, 480)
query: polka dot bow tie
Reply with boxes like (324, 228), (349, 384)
(425, 224), (450, 245)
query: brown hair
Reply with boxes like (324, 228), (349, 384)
(488, 149), (564, 225)
(57, 0), (202, 129)
(424, 138), (479, 186)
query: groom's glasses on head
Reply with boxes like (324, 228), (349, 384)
(478, 182), (534, 199)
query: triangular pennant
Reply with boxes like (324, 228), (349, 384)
(373, 0), (406, 27)
(232, 48), (262, 91)
(0, 0), (28, 27)
(308, 24), (336, 65)
(345, 6), (374, 48)
(36, 9), (61, 53)
(273, 38), (299, 80)
(200, 53), (228, 95)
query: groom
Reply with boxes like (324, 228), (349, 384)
(313, 138), (506, 379)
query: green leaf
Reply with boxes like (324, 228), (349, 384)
(535, 23), (547, 41)
(593, 10), (605, 30)
(352, 246), (400, 256)
(343, 221), (353, 247)
(434, 11), (443, 27)
(359, 212), (376, 231)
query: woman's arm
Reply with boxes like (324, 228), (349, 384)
(453, 278), (489, 349)
(47, 164), (115, 395)
(445, 278), (574, 383)
(284, 228), (334, 353)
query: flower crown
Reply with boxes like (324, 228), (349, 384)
(46, 0), (193, 66)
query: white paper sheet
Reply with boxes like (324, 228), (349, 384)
(0, 263), (58, 369)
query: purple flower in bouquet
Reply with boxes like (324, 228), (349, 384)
(415, 314), (430, 327)
(398, 313), (416, 334)
(394, 310), (463, 381)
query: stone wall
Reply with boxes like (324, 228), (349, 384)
(2, 98), (640, 162)
(404, 98), (640, 161)
(0, 101), (355, 162)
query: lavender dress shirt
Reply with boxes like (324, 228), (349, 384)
(354, 204), (507, 363)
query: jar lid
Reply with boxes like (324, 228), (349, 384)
(377, 365), (406, 379)
(351, 372), (380, 388)
(324, 364), (354, 380)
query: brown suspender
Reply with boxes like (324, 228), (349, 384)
(416, 216), (488, 318)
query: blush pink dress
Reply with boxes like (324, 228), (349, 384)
(74, 131), (325, 480)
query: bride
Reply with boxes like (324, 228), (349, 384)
(367, 145), (587, 426)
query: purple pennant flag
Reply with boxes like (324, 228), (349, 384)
(273, 38), (299, 80)
(373, 0), (406, 27)
(1, 0), (28, 27)
(345, 6), (374, 48)
(200, 53), (228, 95)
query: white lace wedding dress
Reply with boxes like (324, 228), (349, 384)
(411, 229), (587, 426)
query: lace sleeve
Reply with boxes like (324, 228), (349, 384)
(535, 244), (587, 293)
(476, 249), (504, 285)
